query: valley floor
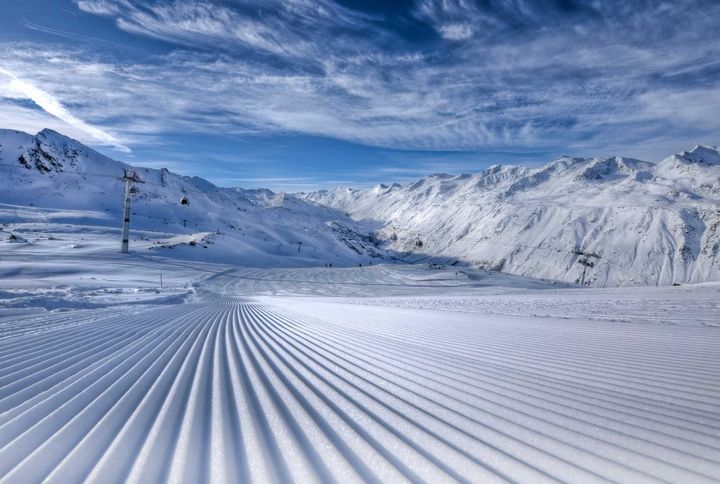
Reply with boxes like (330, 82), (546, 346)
(0, 252), (719, 482)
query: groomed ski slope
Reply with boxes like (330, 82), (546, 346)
(0, 265), (719, 483)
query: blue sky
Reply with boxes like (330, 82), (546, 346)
(1, 0), (719, 191)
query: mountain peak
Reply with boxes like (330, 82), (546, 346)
(36, 128), (79, 146)
(683, 145), (720, 165)
(658, 144), (720, 169)
(38, 128), (64, 137)
(576, 156), (653, 181)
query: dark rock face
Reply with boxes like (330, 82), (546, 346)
(17, 130), (83, 174)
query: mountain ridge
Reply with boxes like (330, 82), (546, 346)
(2, 128), (719, 286)
(0, 128), (386, 268)
(299, 145), (720, 286)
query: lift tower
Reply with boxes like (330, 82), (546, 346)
(120, 170), (144, 254)
(573, 249), (601, 285)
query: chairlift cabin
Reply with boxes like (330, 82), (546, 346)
(128, 186), (140, 195)
(180, 195), (190, 206)
(390, 231), (398, 242)
(415, 236), (424, 249)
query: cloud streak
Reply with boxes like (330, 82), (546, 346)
(0, 67), (130, 152)
(1, 0), (719, 163)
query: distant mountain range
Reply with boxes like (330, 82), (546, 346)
(2, 128), (718, 286)
(300, 146), (720, 286)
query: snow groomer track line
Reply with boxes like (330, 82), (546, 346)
(0, 291), (719, 484)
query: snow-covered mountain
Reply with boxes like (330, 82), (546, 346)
(300, 147), (720, 286)
(0, 128), (385, 267)
(3, 128), (719, 286)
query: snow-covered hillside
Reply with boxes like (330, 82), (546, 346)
(300, 148), (720, 286)
(3, 128), (719, 286)
(0, 129), (385, 267)
(1, 259), (719, 482)
(2, 131), (719, 481)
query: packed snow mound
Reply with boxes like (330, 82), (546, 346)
(0, 129), (389, 267)
(299, 147), (720, 287)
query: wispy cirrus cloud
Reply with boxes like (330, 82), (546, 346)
(0, 0), (718, 166)
(75, 0), (376, 59)
(0, 66), (130, 152)
(438, 23), (473, 41)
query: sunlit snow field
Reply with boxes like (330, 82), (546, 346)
(1, 223), (719, 483)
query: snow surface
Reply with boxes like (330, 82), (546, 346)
(0, 240), (719, 482)
(3, 128), (719, 286)
(300, 147), (720, 287)
(0, 129), (388, 269)
(1, 128), (720, 482)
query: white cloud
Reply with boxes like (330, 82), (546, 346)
(74, 0), (371, 59)
(2, 0), (719, 159)
(438, 23), (473, 41)
(75, 0), (126, 16)
(0, 67), (130, 152)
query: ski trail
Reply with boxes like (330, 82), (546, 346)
(0, 289), (718, 483)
